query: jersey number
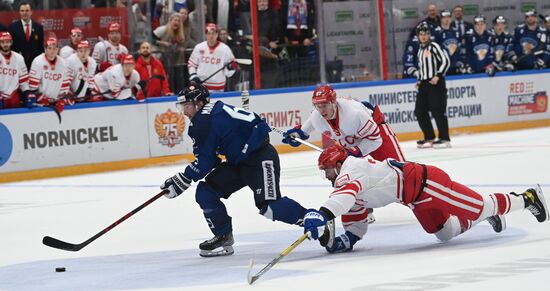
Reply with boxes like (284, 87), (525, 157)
(222, 105), (255, 122)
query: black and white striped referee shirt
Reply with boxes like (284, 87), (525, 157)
(417, 41), (450, 81)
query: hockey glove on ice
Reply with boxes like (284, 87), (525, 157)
(282, 125), (309, 147)
(161, 173), (191, 199)
(303, 209), (328, 240)
(325, 231), (360, 253)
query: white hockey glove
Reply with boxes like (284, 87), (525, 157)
(161, 172), (191, 199)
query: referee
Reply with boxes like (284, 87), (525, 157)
(415, 22), (451, 148)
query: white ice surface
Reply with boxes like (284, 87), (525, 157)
(1, 127), (550, 291)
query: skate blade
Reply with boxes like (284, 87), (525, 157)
(200, 245), (234, 257)
(535, 184), (549, 222)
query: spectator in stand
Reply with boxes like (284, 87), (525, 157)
(28, 37), (74, 111)
(8, 2), (44, 70)
(257, 0), (281, 88)
(92, 22), (129, 72)
(152, 0), (170, 30)
(130, 0), (148, 52)
(188, 23), (237, 92)
(211, 0), (236, 34)
(408, 4), (440, 39)
(135, 41), (172, 98)
(281, 0), (314, 58)
(450, 5), (473, 38)
(66, 40), (97, 102)
(154, 12), (187, 84)
(189, 2), (212, 43)
(0, 31), (29, 109)
(237, 0), (251, 35)
(464, 15), (494, 74)
(180, 7), (198, 49)
(91, 54), (141, 101)
(174, 0), (188, 12)
(434, 9), (463, 75)
(512, 9), (549, 70)
(59, 28), (83, 59)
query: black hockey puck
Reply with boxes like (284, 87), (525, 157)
(55, 267), (66, 272)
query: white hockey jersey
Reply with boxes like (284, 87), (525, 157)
(302, 98), (383, 155)
(187, 41), (235, 91)
(28, 54), (72, 100)
(66, 54), (97, 99)
(321, 156), (403, 238)
(91, 64), (140, 100)
(92, 40), (128, 66)
(59, 45), (76, 59)
(0, 51), (29, 98)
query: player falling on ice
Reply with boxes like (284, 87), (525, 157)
(302, 144), (549, 253)
(160, 84), (306, 257)
(282, 84), (405, 224)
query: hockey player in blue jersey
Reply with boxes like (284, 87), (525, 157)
(512, 9), (549, 70)
(541, 14), (550, 68)
(434, 9), (463, 75)
(160, 84), (306, 257)
(402, 36), (420, 79)
(490, 16), (516, 73)
(464, 15), (494, 74)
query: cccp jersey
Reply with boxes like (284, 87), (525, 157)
(302, 98), (383, 156)
(66, 54), (97, 98)
(321, 156), (402, 239)
(187, 41), (235, 91)
(29, 54), (72, 100)
(91, 63), (140, 100)
(0, 51), (29, 98)
(92, 40), (129, 66)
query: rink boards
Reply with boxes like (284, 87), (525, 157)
(1, 69), (549, 180)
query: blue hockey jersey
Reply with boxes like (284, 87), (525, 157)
(434, 26), (463, 70)
(512, 24), (549, 69)
(491, 30), (514, 64)
(464, 29), (494, 73)
(402, 36), (420, 78)
(183, 101), (271, 182)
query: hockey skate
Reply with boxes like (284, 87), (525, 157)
(486, 215), (506, 233)
(367, 208), (376, 224)
(433, 139), (451, 149)
(519, 185), (549, 222)
(199, 232), (234, 257)
(417, 139), (434, 149)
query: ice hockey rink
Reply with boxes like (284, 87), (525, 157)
(1, 126), (549, 291)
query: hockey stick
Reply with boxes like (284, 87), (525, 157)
(42, 190), (167, 252)
(270, 126), (323, 152)
(247, 232), (310, 285)
(199, 59), (253, 84)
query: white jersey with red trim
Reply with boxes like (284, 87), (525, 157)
(321, 156), (402, 238)
(0, 51), (29, 98)
(302, 98), (383, 155)
(59, 45), (76, 59)
(66, 54), (97, 98)
(187, 41), (235, 91)
(92, 40), (128, 66)
(29, 54), (72, 100)
(92, 64), (140, 100)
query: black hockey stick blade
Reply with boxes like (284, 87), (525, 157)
(42, 190), (166, 252)
(42, 236), (83, 252)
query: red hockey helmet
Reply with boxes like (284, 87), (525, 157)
(318, 144), (348, 170)
(312, 85), (337, 105)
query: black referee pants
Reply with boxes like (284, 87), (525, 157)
(415, 78), (450, 141)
